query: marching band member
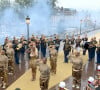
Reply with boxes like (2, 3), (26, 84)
(29, 42), (38, 81)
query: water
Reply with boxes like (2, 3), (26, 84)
(0, 0), (100, 44)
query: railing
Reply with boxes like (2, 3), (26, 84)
(59, 26), (100, 39)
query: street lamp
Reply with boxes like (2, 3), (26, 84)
(80, 19), (82, 35)
(26, 16), (30, 45)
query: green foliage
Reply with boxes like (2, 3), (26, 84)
(15, 0), (34, 7)
(48, 0), (57, 8)
(0, 0), (9, 7)
(0, 0), (10, 10)
(52, 0), (57, 7)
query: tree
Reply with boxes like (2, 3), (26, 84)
(0, 0), (10, 10)
(51, 0), (57, 7)
(15, 0), (34, 7)
(48, 0), (57, 8)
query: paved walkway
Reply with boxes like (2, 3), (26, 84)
(6, 47), (88, 90)
(0, 29), (99, 90)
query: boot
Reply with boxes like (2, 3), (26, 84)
(76, 85), (80, 89)
(72, 84), (75, 88)
(2, 83), (6, 89)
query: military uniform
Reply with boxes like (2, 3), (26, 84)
(48, 40), (54, 47)
(92, 40), (97, 59)
(39, 63), (50, 90)
(75, 38), (82, 48)
(0, 53), (8, 88)
(49, 47), (57, 74)
(6, 48), (15, 74)
(29, 47), (38, 81)
(63, 40), (71, 63)
(70, 37), (75, 54)
(71, 54), (83, 88)
(48, 38), (55, 52)
(31, 35), (36, 42)
(93, 39), (97, 45)
(54, 39), (60, 52)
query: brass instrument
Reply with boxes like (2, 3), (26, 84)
(17, 43), (22, 50)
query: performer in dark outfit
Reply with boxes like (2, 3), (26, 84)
(63, 39), (71, 63)
(88, 39), (96, 61)
(82, 35), (88, 55)
(54, 36), (60, 52)
(40, 35), (47, 58)
(97, 40), (100, 64)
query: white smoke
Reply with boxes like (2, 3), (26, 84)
(0, 0), (100, 44)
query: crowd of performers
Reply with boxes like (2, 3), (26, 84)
(0, 33), (100, 90)
(86, 65), (100, 90)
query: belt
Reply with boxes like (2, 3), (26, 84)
(73, 69), (81, 72)
(0, 66), (4, 69)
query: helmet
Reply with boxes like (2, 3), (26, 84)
(97, 65), (100, 71)
(59, 81), (66, 88)
(88, 77), (94, 84)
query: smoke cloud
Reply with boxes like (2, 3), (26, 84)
(0, 0), (100, 44)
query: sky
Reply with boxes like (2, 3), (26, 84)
(56, 0), (100, 10)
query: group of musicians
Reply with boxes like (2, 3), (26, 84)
(86, 65), (100, 90)
(0, 33), (100, 90)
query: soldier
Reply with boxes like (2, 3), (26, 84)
(13, 39), (20, 64)
(48, 38), (55, 50)
(63, 39), (71, 63)
(88, 38), (96, 61)
(20, 41), (25, 61)
(86, 77), (95, 90)
(4, 37), (9, 47)
(0, 50), (8, 88)
(40, 35), (47, 58)
(12, 36), (16, 44)
(92, 37), (97, 59)
(39, 58), (50, 90)
(94, 65), (100, 89)
(6, 43), (15, 75)
(86, 66), (100, 90)
(54, 35), (60, 52)
(49, 45), (58, 74)
(31, 34), (36, 42)
(82, 34), (88, 55)
(29, 42), (38, 81)
(75, 36), (82, 51)
(71, 51), (83, 89)
(70, 35), (75, 54)
(59, 81), (68, 90)
(93, 37), (97, 45)
(96, 39), (100, 64)
(35, 36), (40, 58)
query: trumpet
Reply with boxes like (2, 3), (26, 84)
(17, 43), (22, 50)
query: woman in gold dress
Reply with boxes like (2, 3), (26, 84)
(29, 42), (38, 81)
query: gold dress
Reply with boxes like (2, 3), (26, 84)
(29, 48), (38, 80)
